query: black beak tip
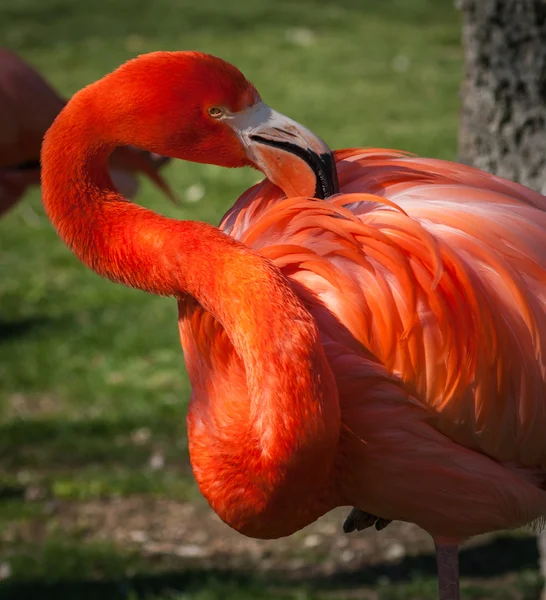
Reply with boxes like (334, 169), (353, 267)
(315, 151), (339, 199)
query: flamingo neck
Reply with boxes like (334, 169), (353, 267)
(40, 98), (341, 538)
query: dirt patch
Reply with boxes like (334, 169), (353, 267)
(6, 394), (60, 419)
(2, 464), (539, 598)
(2, 495), (544, 599)
(9, 495), (436, 574)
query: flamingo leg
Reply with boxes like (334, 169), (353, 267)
(435, 542), (460, 600)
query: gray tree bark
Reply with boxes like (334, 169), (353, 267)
(456, 0), (546, 597)
(457, 0), (546, 192)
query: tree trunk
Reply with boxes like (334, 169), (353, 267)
(456, 1), (546, 596)
(457, 0), (546, 192)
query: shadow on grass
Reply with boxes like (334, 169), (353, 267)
(0, 317), (52, 342)
(0, 534), (540, 600)
(315, 534), (540, 588)
(0, 484), (26, 501)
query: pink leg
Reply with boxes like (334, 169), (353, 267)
(435, 542), (460, 600)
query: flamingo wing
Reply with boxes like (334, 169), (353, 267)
(220, 148), (546, 471)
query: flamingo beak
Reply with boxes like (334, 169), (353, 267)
(228, 102), (339, 199)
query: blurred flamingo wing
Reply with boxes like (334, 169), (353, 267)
(0, 49), (65, 166)
(0, 49), (175, 209)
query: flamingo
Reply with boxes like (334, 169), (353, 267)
(0, 48), (176, 218)
(40, 51), (546, 600)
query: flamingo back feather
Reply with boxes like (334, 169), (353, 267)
(220, 148), (546, 471)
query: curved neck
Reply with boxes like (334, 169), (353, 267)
(41, 98), (341, 538)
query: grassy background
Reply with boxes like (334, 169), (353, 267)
(2, 0), (542, 598)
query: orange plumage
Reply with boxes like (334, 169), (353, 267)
(40, 52), (546, 600)
(0, 48), (175, 217)
(218, 148), (546, 537)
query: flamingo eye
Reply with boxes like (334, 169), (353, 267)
(208, 106), (226, 119)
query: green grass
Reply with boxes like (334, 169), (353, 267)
(1, 1), (532, 599)
(5, 539), (141, 582)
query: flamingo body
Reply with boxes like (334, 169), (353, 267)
(39, 51), (546, 598)
(182, 147), (546, 540)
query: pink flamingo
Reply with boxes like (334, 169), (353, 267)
(41, 52), (546, 600)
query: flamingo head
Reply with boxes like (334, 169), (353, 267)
(89, 51), (339, 199)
